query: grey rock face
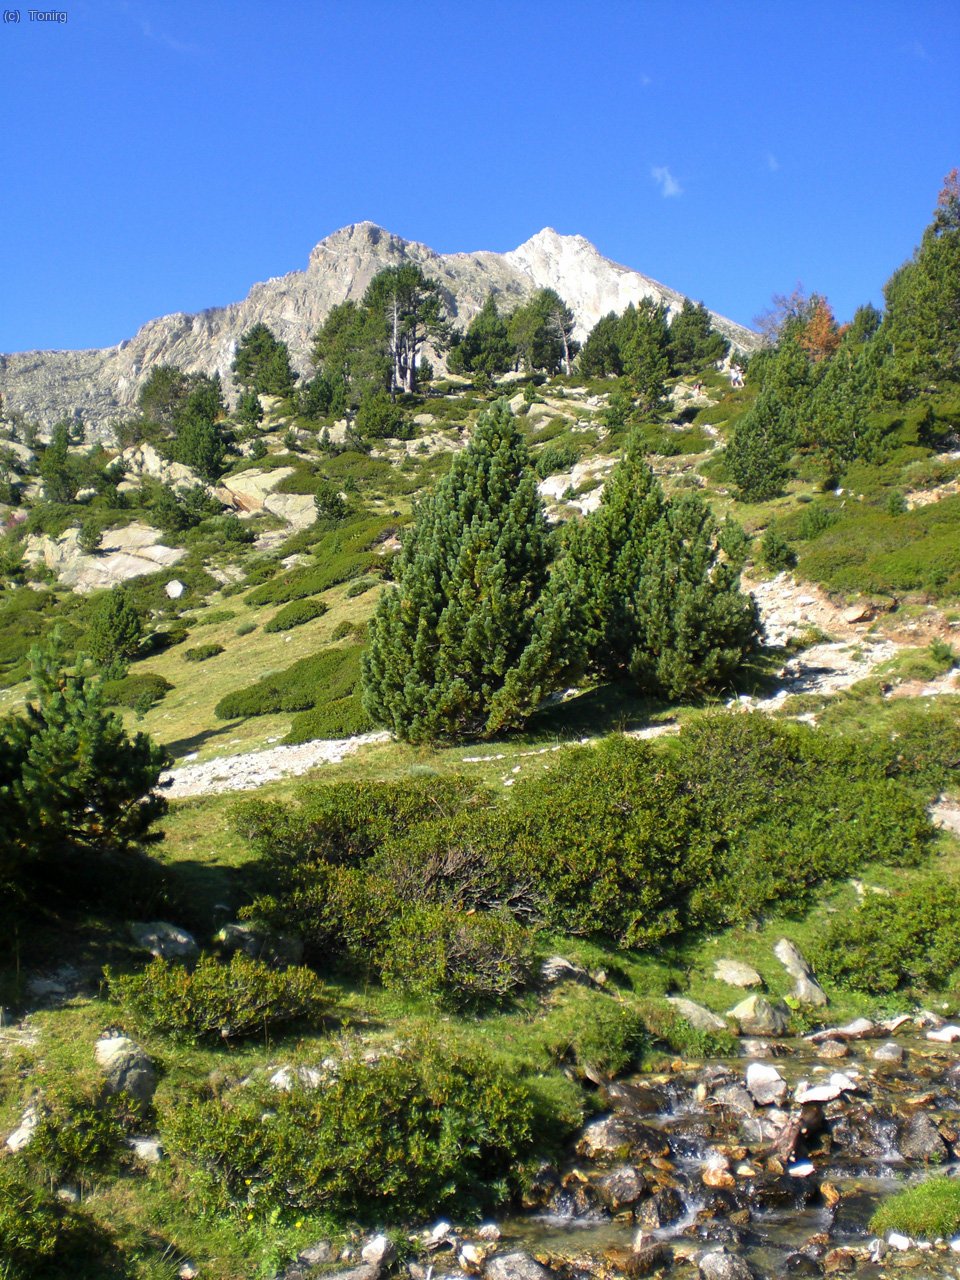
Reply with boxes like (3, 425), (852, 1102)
(899, 1112), (948, 1162)
(95, 1036), (158, 1105)
(1, 223), (760, 435)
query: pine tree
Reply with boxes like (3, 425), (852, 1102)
(578, 312), (624, 377)
(233, 323), (297, 397)
(1, 639), (169, 881)
(570, 436), (759, 698)
(447, 296), (516, 378)
(619, 301), (670, 413)
(85, 586), (143, 673)
(362, 401), (581, 743)
(667, 298), (729, 372)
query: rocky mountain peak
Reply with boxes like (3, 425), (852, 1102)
(1, 227), (759, 436)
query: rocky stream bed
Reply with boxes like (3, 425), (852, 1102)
(270, 1017), (960, 1280)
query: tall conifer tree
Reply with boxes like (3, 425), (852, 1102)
(362, 401), (581, 743)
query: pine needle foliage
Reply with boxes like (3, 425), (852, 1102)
(362, 400), (580, 743)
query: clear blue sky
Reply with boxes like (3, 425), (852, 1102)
(2, 0), (958, 352)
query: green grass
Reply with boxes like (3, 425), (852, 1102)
(870, 1178), (960, 1239)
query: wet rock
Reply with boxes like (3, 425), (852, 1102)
(460, 1243), (493, 1273)
(927, 1024), (960, 1042)
(95, 1035), (157, 1105)
(745, 1062), (787, 1106)
(129, 920), (199, 961)
(484, 1253), (555, 1280)
(636, 1186), (684, 1229)
(713, 960), (763, 989)
(630, 1243), (674, 1276)
(816, 1040), (849, 1060)
(577, 1115), (669, 1162)
(713, 1083), (756, 1115)
(873, 1041), (904, 1063)
(596, 1164), (647, 1211)
(774, 939), (828, 1007)
(697, 1249), (754, 1279)
(822, 1249), (856, 1274)
(727, 995), (790, 1036)
(794, 1073), (858, 1104)
(520, 1164), (560, 1209)
(783, 1253), (823, 1275)
(667, 997), (728, 1032)
(899, 1111), (948, 1162)
(809, 1018), (877, 1043)
(603, 1080), (669, 1114)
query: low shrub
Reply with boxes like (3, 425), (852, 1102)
(263, 598), (328, 633)
(101, 670), (172, 711)
(245, 552), (370, 607)
(214, 644), (364, 720)
(870, 1178), (960, 1239)
(107, 953), (327, 1044)
(193, 608), (237, 627)
(283, 696), (372, 743)
(815, 873), (960, 994)
(183, 642), (224, 662)
(344, 576), (378, 598)
(235, 620), (256, 637)
(534, 441), (582, 478)
(381, 905), (536, 1009)
(163, 1032), (543, 1221)
(761, 527), (796, 571)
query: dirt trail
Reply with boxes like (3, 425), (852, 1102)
(159, 574), (958, 798)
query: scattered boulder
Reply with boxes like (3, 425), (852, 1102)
(794, 1073), (858, 1105)
(130, 921), (199, 961)
(216, 921), (304, 967)
(667, 997), (728, 1032)
(727, 996), (790, 1036)
(773, 939), (828, 1007)
(816, 1040), (849, 1060)
(296, 1242), (334, 1267)
(745, 1062), (787, 1106)
(95, 1035), (158, 1105)
(165, 579), (185, 599)
(713, 960), (763, 989)
(635, 1186), (684, 1229)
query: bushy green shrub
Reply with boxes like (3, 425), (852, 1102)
(815, 873), (960, 994)
(193, 609), (237, 627)
(534, 441), (582, 478)
(107, 953), (327, 1043)
(235, 620), (256, 637)
(163, 1033), (542, 1221)
(24, 1087), (135, 1187)
(329, 619), (354, 641)
(263, 598), (328, 633)
(381, 905), (536, 1009)
(538, 988), (648, 1076)
(282, 695), (372, 743)
(182, 642), (224, 662)
(636, 999), (739, 1059)
(870, 1178), (960, 1239)
(101, 670), (172, 710)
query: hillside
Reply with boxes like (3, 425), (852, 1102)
(1, 189), (960, 1280)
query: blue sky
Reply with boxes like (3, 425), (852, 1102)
(2, 0), (958, 352)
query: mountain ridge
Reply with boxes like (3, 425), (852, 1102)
(0, 224), (760, 435)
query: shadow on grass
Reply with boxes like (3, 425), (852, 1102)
(163, 723), (238, 762)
